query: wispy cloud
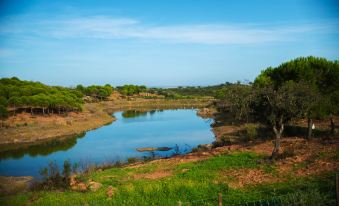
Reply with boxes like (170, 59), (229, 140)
(0, 49), (15, 57)
(1, 15), (338, 44)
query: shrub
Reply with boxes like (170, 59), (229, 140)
(34, 160), (75, 190)
(212, 135), (232, 148)
(191, 144), (210, 152)
(127, 157), (138, 164)
(243, 123), (258, 141)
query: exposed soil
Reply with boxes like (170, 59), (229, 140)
(133, 170), (173, 180)
(122, 137), (338, 188)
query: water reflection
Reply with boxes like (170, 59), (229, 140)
(0, 109), (214, 177)
(0, 133), (85, 161)
(121, 109), (163, 118)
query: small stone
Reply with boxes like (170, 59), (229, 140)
(71, 182), (87, 192)
(89, 181), (102, 192)
(106, 186), (117, 199)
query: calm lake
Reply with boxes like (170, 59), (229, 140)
(0, 109), (214, 178)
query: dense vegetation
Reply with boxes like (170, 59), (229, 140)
(76, 84), (113, 100)
(116, 85), (146, 96)
(0, 77), (84, 118)
(154, 84), (229, 98)
(216, 56), (339, 158)
(0, 78), (117, 123)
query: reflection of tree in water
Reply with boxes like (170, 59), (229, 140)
(122, 110), (164, 118)
(0, 133), (85, 160)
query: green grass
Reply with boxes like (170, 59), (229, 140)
(0, 152), (335, 206)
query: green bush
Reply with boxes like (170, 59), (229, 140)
(243, 123), (258, 141)
(212, 135), (232, 148)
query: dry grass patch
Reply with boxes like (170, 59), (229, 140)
(133, 170), (173, 180)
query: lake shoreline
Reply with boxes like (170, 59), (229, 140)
(0, 99), (213, 150)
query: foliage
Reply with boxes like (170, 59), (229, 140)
(76, 84), (113, 100)
(0, 77), (84, 115)
(254, 56), (339, 117)
(243, 123), (258, 141)
(149, 83), (235, 99)
(116, 85), (146, 96)
(212, 135), (233, 148)
(36, 160), (73, 190)
(215, 83), (253, 121)
(252, 81), (316, 128)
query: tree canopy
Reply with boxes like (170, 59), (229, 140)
(0, 77), (84, 115)
(254, 56), (339, 117)
(116, 85), (146, 96)
(76, 84), (113, 100)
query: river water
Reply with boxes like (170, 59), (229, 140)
(0, 109), (214, 177)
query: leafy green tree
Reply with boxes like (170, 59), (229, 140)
(254, 56), (339, 135)
(216, 84), (253, 121)
(252, 82), (318, 158)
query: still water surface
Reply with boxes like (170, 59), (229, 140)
(0, 109), (214, 177)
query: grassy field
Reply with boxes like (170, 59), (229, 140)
(1, 138), (337, 206)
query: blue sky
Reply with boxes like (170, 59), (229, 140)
(0, 0), (338, 87)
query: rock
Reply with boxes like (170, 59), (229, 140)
(89, 181), (102, 192)
(71, 182), (87, 192)
(106, 186), (117, 199)
(69, 175), (77, 187)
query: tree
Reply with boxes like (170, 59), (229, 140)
(252, 82), (315, 158)
(216, 84), (253, 121)
(8, 96), (22, 115)
(254, 56), (339, 136)
(0, 105), (8, 128)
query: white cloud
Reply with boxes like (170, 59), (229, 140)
(1, 15), (338, 44)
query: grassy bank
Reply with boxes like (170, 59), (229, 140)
(0, 138), (337, 205)
(0, 98), (212, 148)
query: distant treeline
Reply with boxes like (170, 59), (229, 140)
(0, 78), (115, 119)
(0, 77), (84, 117)
(149, 84), (227, 99)
(76, 84), (113, 100)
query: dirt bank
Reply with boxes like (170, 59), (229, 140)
(0, 103), (115, 148)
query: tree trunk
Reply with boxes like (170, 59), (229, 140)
(307, 117), (313, 140)
(330, 114), (335, 135)
(30, 107), (33, 115)
(271, 121), (284, 159)
(42, 107), (45, 115)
